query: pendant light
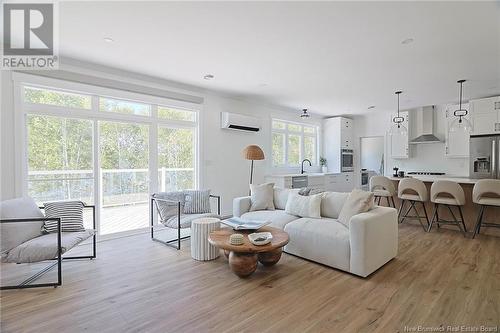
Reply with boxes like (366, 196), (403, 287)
(449, 80), (473, 134)
(389, 91), (407, 136)
(300, 108), (310, 118)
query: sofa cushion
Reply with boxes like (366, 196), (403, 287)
(0, 197), (44, 254)
(284, 218), (350, 271)
(285, 192), (322, 218)
(338, 189), (375, 227)
(3, 230), (95, 263)
(250, 183), (275, 211)
(241, 210), (299, 230)
(320, 192), (349, 219)
(163, 213), (219, 229)
(273, 188), (300, 210)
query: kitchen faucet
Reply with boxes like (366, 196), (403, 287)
(301, 159), (312, 174)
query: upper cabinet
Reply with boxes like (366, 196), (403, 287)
(471, 96), (500, 135)
(340, 118), (353, 149)
(389, 111), (409, 159)
(445, 103), (470, 158)
(324, 117), (353, 173)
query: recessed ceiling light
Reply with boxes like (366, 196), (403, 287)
(203, 74), (214, 80)
(401, 38), (414, 45)
(258, 83), (268, 87)
(103, 37), (114, 43)
(367, 105), (376, 110)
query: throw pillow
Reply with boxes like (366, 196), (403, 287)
(249, 183), (275, 211)
(337, 189), (375, 228)
(153, 191), (185, 223)
(284, 192), (322, 218)
(183, 190), (211, 214)
(43, 200), (85, 233)
(273, 188), (300, 210)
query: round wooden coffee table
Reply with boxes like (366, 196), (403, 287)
(208, 226), (289, 277)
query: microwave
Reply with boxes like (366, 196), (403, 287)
(341, 149), (354, 172)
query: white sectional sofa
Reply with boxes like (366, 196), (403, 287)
(233, 189), (398, 277)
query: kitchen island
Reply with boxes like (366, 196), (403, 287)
(390, 176), (499, 237)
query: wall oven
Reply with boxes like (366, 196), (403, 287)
(341, 149), (354, 172)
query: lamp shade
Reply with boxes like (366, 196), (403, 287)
(243, 145), (265, 161)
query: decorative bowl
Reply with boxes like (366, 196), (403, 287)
(248, 232), (273, 246)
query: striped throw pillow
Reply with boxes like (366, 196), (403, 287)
(183, 190), (211, 214)
(43, 200), (85, 233)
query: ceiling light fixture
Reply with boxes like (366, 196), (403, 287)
(203, 74), (214, 80)
(103, 37), (114, 43)
(401, 38), (414, 45)
(389, 91), (407, 136)
(449, 79), (473, 134)
(368, 105), (376, 110)
(300, 108), (310, 118)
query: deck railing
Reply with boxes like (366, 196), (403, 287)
(28, 168), (195, 206)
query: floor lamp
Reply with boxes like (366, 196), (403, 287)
(243, 145), (265, 194)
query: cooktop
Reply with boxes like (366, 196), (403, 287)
(407, 172), (445, 175)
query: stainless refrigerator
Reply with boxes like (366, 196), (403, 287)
(470, 134), (500, 179)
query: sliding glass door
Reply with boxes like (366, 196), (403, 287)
(99, 121), (149, 235)
(27, 115), (95, 229)
(19, 79), (199, 238)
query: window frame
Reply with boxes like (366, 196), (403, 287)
(271, 118), (319, 168)
(13, 73), (201, 240)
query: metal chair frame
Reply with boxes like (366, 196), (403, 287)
(427, 203), (467, 237)
(398, 199), (430, 231)
(150, 194), (221, 250)
(472, 204), (500, 239)
(1, 205), (96, 290)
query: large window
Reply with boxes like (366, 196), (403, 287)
(272, 119), (318, 167)
(21, 80), (199, 237)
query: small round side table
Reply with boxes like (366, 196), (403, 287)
(191, 217), (221, 261)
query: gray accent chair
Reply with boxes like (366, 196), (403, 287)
(0, 197), (96, 289)
(150, 191), (221, 250)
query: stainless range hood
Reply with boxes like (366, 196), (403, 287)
(410, 106), (442, 144)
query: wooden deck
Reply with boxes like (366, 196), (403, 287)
(1, 224), (499, 333)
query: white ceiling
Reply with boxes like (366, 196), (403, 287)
(59, 1), (500, 116)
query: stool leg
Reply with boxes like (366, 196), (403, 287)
(398, 200), (406, 223)
(386, 196), (391, 207)
(436, 204), (440, 229)
(472, 205), (485, 239)
(458, 206), (467, 237)
(391, 196), (397, 209)
(428, 203), (438, 232)
(409, 201), (425, 230)
(421, 202), (430, 231)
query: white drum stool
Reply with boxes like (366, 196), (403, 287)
(191, 217), (221, 261)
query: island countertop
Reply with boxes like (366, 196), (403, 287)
(389, 175), (479, 185)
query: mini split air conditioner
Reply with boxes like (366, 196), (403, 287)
(220, 112), (261, 132)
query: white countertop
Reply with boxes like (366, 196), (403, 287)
(267, 172), (342, 178)
(390, 175), (479, 184)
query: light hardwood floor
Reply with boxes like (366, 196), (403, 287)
(1, 224), (499, 333)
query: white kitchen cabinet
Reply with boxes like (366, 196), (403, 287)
(389, 111), (409, 159)
(324, 117), (353, 173)
(324, 173), (353, 192)
(471, 96), (500, 135)
(340, 118), (353, 149)
(445, 103), (470, 158)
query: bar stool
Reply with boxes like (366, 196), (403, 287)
(427, 180), (467, 237)
(398, 178), (429, 230)
(369, 175), (397, 208)
(472, 179), (500, 239)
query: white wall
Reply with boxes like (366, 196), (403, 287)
(360, 136), (384, 174)
(352, 104), (469, 186)
(0, 65), (321, 214)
